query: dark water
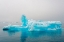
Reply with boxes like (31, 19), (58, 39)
(0, 23), (64, 42)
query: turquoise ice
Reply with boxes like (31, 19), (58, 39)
(21, 14), (28, 26)
(3, 14), (62, 31)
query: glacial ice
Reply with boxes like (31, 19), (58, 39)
(3, 14), (62, 31)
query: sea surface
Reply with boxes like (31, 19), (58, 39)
(0, 22), (64, 42)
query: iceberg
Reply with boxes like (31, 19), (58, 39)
(3, 14), (62, 31)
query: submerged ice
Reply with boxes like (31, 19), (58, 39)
(3, 14), (62, 31)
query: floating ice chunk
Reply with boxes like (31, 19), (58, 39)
(3, 14), (62, 31)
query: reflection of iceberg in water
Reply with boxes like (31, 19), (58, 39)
(20, 31), (28, 42)
(3, 28), (62, 42)
(3, 14), (62, 31)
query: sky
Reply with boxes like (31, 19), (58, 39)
(0, 0), (64, 23)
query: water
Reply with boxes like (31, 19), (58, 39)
(0, 23), (64, 42)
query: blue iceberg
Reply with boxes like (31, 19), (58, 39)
(3, 14), (62, 31)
